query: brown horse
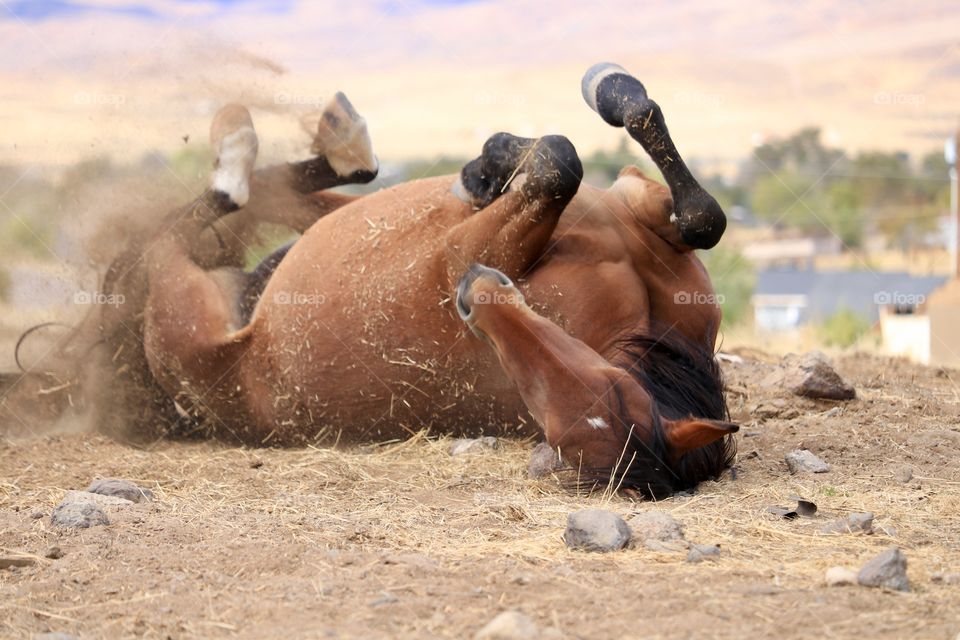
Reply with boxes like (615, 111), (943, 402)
(102, 63), (737, 498)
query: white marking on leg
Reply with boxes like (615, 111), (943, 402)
(583, 63), (629, 113)
(212, 126), (258, 207)
(587, 416), (609, 430)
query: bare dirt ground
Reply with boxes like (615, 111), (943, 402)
(2, 351), (960, 639)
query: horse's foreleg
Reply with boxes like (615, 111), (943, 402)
(239, 92), (378, 233)
(440, 133), (582, 289)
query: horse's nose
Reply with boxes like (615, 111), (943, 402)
(456, 263), (513, 321)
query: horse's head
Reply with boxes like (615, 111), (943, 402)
(582, 63), (726, 252)
(457, 264), (737, 498)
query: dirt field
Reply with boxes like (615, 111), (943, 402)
(2, 350), (960, 639)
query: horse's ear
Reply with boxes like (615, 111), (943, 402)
(663, 418), (738, 457)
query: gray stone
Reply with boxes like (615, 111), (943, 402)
(369, 591), (398, 606)
(563, 510), (631, 553)
(450, 437), (500, 456)
(628, 511), (688, 552)
(475, 610), (539, 640)
(527, 443), (563, 479)
(825, 566), (858, 586)
(87, 478), (154, 503)
(785, 449), (830, 474)
(686, 544), (721, 563)
(891, 466), (913, 483)
(51, 501), (109, 528)
(763, 351), (855, 400)
(820, 512), (874, 534)
(857, 547), (910, 591)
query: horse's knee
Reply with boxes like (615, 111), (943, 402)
(458, 132), (583, 209)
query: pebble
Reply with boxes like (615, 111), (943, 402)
(686, 544), (721, 563)
(785, 449), (830, 474)
(449, 437), (500, 456)
(563, 509), (631, 553)
(45, 546), (64, 560)
(891, 466), (913, 483)
(932, 572), (960, 585)
(763, 351), (856, 400)
(820, 512), (874, 534)
(475, 611), (539, 640)
(51, 501), (110, 528)
(628, 511), (688, 552)
(527, 442), (563, 479)
(825, 566), (858, 586)
(87, 478), (154, 503)
(857, 547), (910, 591)
(369, 591), (398, 606)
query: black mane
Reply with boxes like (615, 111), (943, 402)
(575, 331), (736, 499)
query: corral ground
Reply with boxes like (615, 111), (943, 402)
(1, 351), (960, 639)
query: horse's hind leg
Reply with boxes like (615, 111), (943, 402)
(141, 106), (262, 433)
(441, 132), (583, 289)
(241, 92), (378, 233)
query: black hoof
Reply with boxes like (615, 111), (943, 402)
(459, 133), (582, 209)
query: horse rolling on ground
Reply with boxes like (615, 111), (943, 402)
(90, 63), (738, 498)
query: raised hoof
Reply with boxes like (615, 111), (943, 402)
(459, 133), (582, 209)
(311, 92), (378, 179)
(210, 104), (259, 208)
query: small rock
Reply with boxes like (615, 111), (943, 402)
(527, 442), (563, 479)
(686, 544), (721, 563)
(564, 509), (631, 553)
(63, 490), (134, 508)
(87, 478), (154, 503)
(875, 524), (898, 538)
(891, 466), (913, 483)
(931, 572), (960, 585)
(475, 610), (539, 640)
(30, 511), (45, 520)
(825, 566), (858, 586)
(50, 501), (109, 528)
(628, 511), (688, 551)
(449, 437), (500, 456)
(820, 512), (874, 534)
(785, 449), (830, 474)
(45, 546), (64, 560)
(763, 351), (855, 400)
(369, 591), (398, 606)
(33, 634), (79, 640)
(821, 407), (842, 418)
(858, 547), (910, 591)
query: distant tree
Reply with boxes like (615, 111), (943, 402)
(700, 247), (755, 328)
(819, 308), (871, 348)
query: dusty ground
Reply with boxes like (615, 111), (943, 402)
(2, 351), (960, 639)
